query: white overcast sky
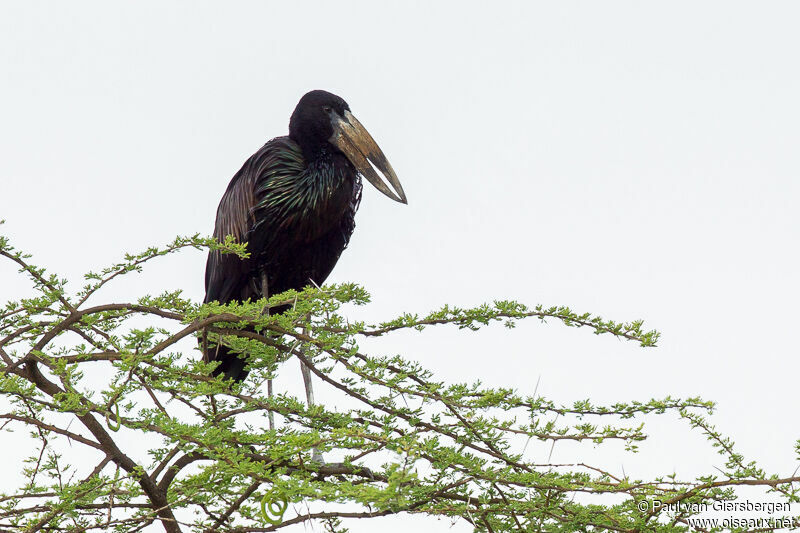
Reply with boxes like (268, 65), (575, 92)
(1, 1), (799, 531)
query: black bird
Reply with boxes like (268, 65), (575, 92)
(204, 90), (406, 382)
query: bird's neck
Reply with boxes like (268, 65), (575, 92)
(302, 144), (352, 178)
(290, 132), (330, 164)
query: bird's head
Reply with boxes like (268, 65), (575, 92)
(289, 90), (407, 204)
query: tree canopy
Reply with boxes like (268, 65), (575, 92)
(0, 225), (797, 532)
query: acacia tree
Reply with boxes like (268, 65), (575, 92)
(0, 225), (798, 532)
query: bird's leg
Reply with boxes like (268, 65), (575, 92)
(300, 316), (325, 464)
(299, 324), (323, 463)
(260, 270), (275, 432)
(203, 328), (218, 416)
(298, 281), (323, 462)
(300, 342), (316, 407)
(260, 270), (270, 316)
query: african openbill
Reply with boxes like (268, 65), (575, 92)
(203, 90), (406, 390)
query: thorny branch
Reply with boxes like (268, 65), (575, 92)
(1, 232), (798, 533)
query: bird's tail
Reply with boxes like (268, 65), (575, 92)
(203, 334), (250, 383)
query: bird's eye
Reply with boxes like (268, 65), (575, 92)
(323, 106), (332, 113)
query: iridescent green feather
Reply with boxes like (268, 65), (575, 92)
(250, 139), (344, 236)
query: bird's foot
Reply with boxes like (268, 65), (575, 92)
(311, 449), (325, 464)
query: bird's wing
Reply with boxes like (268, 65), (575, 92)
(203, 136), (305, 304)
